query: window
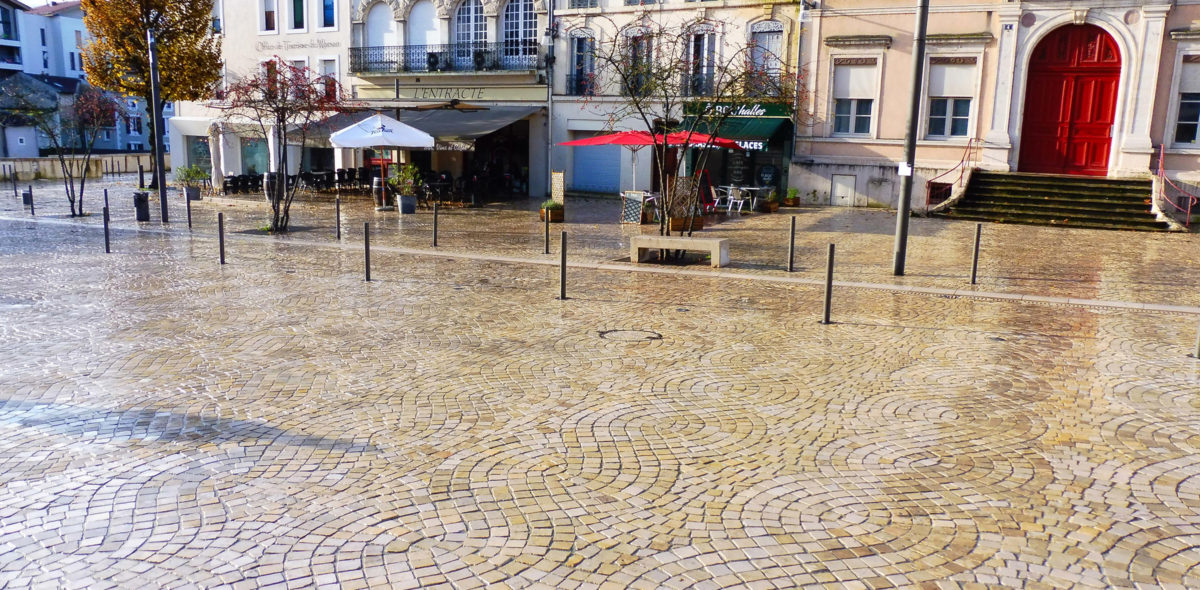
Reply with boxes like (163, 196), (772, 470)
(320, 0), (335, 28)
(127, 116), (143, 136)
(750, 21), (783, 97)
(929, 98), (970, 137)
(102, 130), (111, 141)
(320, 58), (337, 98)
(261, 0), (277, 32)
(832, 60), (877, 136)
(291, 0), (305, 29)
(686, 29), (716, 96)
(833, 99), (873, 134)
(569, 35), (595, 96)
(70, 53), (77, 71)
(1175, 59), (1200, 145)
(454, 0), (486, 69)
(501, 0), (537, 69)
(264, 60), (280, 98)
(1178, 93), (1200, 144)
(0, 8), (14, 41)
(926, 60), (975, 139)
(624, 34), (652, 97)
(75, 30), (83, 48)
(41, 51), (48, 70)
(40, 28), (45, 46)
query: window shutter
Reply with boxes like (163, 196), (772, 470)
(833, 64), (876, 99)
(928, 63), (975, 97)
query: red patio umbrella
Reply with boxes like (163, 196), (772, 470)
(559, 130), (740, 191)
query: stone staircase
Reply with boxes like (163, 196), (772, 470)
(934, 171), (1169, 232)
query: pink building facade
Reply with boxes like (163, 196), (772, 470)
(791, 0), (1200, 210)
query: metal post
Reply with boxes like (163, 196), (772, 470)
(364, 222), (371, 281)
(558, 231), (567, 300)
(9, 167), (15, 199)
(103, 188), (109, 211)
(970, 223), (982, 285)
(218, 212), (226, 264)
(433, 202), (439, 247)
(138, 164), (145, 188)
(891, 0), (930, 276)
(27, 185), (33, 216)
(335, 197), (341, 240)
(544, 212), (550, 254)
(148, 30), (168, 224)
(103, 206), (110, 253)
(185, 189), (193, 229)
(788, 215), (797, 272)
(821, 244), (835, 325)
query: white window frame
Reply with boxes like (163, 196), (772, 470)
(919, 52), (983, 143)
(1165, 49), (1200, 152)
(828, 53), (883, 139)
(926, 97), (972, 139)
(260, 0), (279, 34)
(316, 55), (339, 98)
(314, 0), (336, 31)
(286, 0), (307, 32)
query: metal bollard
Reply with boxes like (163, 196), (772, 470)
(335, 197), (341, 240)
(103, 188), (109, 211)
(544, 212), (550, 254)
(218, 212), (226, 264)
(185, 188), (193, 229)
(26, 185), (33, 216)
(821, 243), (835, 325)
(364, 222), (371, 281)
(788, 216), (796, 272)
(8, 168), (14, 199)
(433, 202), (439, 247)
(558, 231), (567, 300)
(103, 206), (110, 253)
(970, 223), (982, 285)
(138, 164), (145, 188)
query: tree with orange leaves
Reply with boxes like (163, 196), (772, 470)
(80, 0), (222, 183)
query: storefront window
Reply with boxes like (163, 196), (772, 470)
(241, 137), (268, 175)
(185, 136), (212, 174)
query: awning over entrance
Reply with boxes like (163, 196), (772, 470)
(680, 116), (787, 142)
(310, 106), (540, 151)
(396, 106), (541, 143)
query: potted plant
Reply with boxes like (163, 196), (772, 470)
(176, 165), (208, 201)
(540, 199), (564, 222)
(783, 187), (800, 207)
(641, 200), (656, 224)
(758, 189), (780, 213)
(388, 164), (422, 214)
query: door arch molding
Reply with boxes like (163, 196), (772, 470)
(1007, 12), (1134, 175)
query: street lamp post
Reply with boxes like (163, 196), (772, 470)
(148, 30), (169, 223)
(891, 0), (930, 276)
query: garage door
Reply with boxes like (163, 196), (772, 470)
(570, 144), (622, 193)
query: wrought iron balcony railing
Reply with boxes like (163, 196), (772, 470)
(746, 70), (783, 98)
(682, 71), (715, 97)
(565, 74), (595, 96)
(350, 41), (544, 74)
(568, 0), (598, 8)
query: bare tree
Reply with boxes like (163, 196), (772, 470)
(581, 14), (797, 236)
(218, 58), (350, 233)
(0, 78), (124, 216)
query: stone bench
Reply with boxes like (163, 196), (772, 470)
(630, 234), (729, 268)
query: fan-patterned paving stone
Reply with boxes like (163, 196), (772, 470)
(7, 187), (1200, 587)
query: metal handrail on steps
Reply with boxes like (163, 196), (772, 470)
(925, 138), (979, 207)
(1157, 145), (1199, 228)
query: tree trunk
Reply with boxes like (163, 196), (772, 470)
(145, 93), (160, 190)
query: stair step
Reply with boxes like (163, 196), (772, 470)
(971, 183), (1150, 199)
(974, 171), (1151, 188)
(967, 193), (1151, 207)
(960, 198), (1151, 212)
(948, 207), (1159, 223)
(935, 212), (1169, 231)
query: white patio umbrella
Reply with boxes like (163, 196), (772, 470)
(329, 113), (436, 189)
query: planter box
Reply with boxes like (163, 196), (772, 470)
(782, 197), (800, 207)
(184, 186), (201, 201)
(540, 208), (564, 222)
(668, 216), (704, 232)
(757, 201), (780, 213)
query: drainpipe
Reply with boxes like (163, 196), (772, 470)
(545, 3), (556, 199)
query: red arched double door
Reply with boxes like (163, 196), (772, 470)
(1018, 24), (1120, 176)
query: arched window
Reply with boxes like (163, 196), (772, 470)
(501, 0), (537, 69)
(363, 2), (398, 72)
(453, 0), (486, 69)
(407, 0), (438, 46)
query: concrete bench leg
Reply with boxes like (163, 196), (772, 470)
(714, 243), (729, 268)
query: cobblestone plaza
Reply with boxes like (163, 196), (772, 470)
(3, 181), (1200, 588)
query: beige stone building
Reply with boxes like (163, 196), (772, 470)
(792, 0), (1200, 215)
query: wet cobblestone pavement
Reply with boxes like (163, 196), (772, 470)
(2, 178), (1200, 587)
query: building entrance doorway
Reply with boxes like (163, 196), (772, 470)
(1017, 24), (1120, 176)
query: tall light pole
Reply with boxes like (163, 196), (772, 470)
(891, 0), (930, 276)
(148, 30), (168, 223)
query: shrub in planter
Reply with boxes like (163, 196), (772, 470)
(540, 199), (564, 222)
(783, 187), (800, 207)
(176, 165), (209, 200)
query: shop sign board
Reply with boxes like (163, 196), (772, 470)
(685, 101), (792, 118)
(354, 84), (547, 102)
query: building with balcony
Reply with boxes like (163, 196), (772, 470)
(549, 0), (802, 197)
(791, 1), (1200, 214)
(0, 0), (26, 73)
(345, 0), (551, 197)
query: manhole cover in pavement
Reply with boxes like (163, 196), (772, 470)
(598, 329), (662, 342)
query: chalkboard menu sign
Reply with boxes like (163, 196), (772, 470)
(728, 153), (748, 184)
(621, 191), (645, 223)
